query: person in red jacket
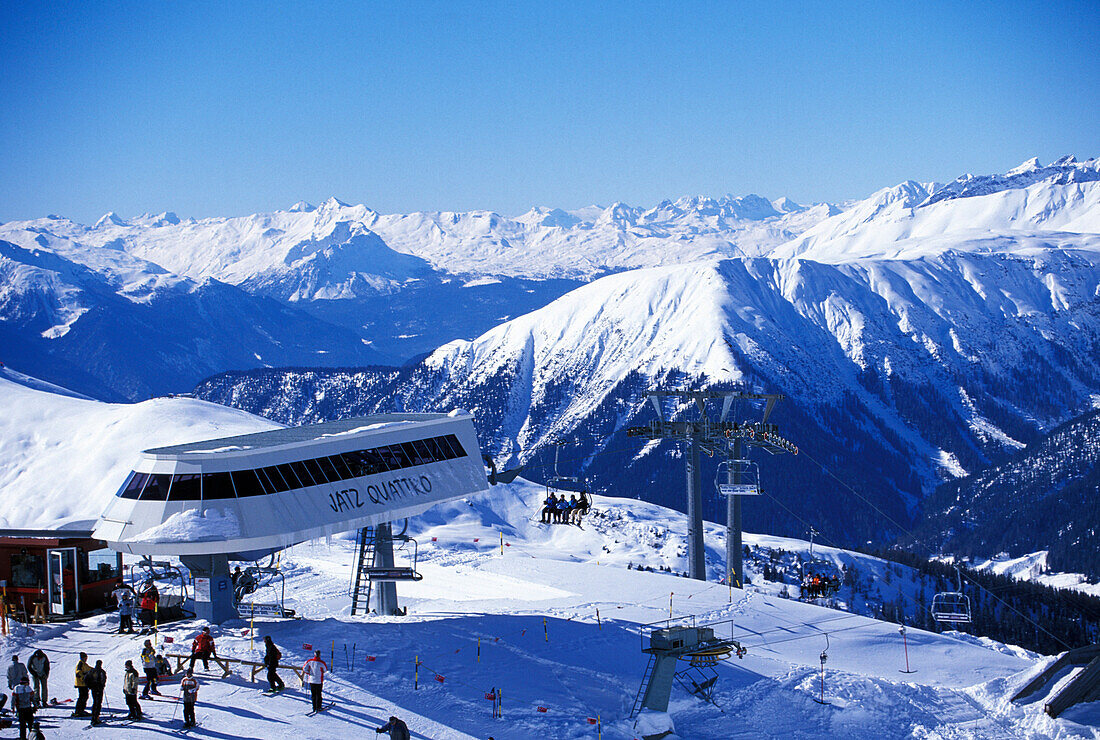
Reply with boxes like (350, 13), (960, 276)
(188, 627), (216, 671)
(138, 580), (159, 628)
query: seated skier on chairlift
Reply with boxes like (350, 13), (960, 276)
(555, 495), (571, 523)
(541, 493), (558, 524)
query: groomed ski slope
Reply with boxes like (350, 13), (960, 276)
(3, 481), (1095, 740)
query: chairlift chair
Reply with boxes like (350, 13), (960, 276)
(800, 560), (842, 599)
(931, 591), (972, 624)
(716, 459), (761, 497)
(129, 558), (191, 622)
(931, 565), (972, 625)
(235, 564), (296, 618)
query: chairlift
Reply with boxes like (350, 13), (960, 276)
(931, 566), (972, 625)
(799, 529), (841, 600)
(235, 558), (296, 618)
(716, 458), (761, 497)
(129, 558), (191, 622)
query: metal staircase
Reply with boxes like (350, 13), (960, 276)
(349, 526), (376, 616)
(629, 653), (657, 718)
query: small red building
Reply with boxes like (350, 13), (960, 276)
(0, 530), (123, 619)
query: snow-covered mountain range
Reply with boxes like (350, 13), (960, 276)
(3, 156), (1097, 399)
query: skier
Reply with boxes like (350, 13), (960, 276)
(12, 676), (34, 740)
(374, 715), (411, 739)
(72, 652), (90, 718)
(189, 626), (216, 671)
(138, 579), (159, 629)
(555, 495), (570, 523)
(541, 493), (557, 523)
(302, 649), (326, 713)
(85, 660), (106, 726)
(576, 491), (591, 523)
(115, 586), (136, 634)
(26, 650), (48, 707)
(179, 668), (198, 728)
(7, 655), (29, 710)
(140, 639), (160, 698)
(262, 636), (284, 693)
(122, 660), (142, 720)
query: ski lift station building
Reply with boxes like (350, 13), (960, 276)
(94, 412), (490, 622)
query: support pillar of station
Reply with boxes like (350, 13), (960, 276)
(181, 553), (237, 624)
(371, 521), (400, 616)
(685, 435), (706, 581)
(727, 436), (744, 589)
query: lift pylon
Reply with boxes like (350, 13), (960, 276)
(628, 388), (797, 584)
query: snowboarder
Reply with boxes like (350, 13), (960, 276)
(140, 639), (160, 698)
(72, 652), (90, 718)
(12, 676), (34, 740)
(179, 668), (198, 728)
(7, 655), (29, 710)
(115, 586), (136, 634)
(374, 715), (411, 739)
(262, 636), (284, 693)
(138, 579), (159, 628)
(122, 660), (142, 720)
(26, 650), (48, 707)
(303, 650), (326, 713)
(189, 626), (216, 671)
(85, 660), (106, 726)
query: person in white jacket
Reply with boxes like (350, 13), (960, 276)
(7, 656), (29, 710)
(302, 650), (327, 713)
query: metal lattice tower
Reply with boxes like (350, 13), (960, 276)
(627, 389), (797, 584)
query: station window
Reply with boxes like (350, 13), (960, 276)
(260, 466), (292, 493)
(169, 473), (202, 501)
(409, 439), (434, 465)
(84, 550), (122, 583)
(10, 553), (44, 589)
(303, 458), (329, 484)
(290, 461), (318, 487)
(316, 456), (342, 482)
(119, 472), (149, 499)
(230, 470), (266, 498)
(276, 463), (303, 489)
(201, 472), (235, 499)
(141, 474), (172, 501)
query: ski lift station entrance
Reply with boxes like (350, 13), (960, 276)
(93, 412), (491, 623)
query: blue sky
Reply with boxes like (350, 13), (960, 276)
(2, 1), (1097, 222)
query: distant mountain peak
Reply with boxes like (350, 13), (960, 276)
(94, 212), (128, 228)
(288, 201), (316, 213)
(1006, 156), (1042, 176)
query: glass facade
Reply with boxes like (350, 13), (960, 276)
(116, 434), (468, 503)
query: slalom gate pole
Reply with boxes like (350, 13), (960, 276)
(477, 637), (481, 664)
(330, 641), (334, 675)
(250, 606), (254, 653)
(352, 643), (355, 667)
(598, 714), (602, 739)
(543, 618), (548, 643)
(500, 533), (504, 556)
(669, 592), (673, 619)
(154, 602), (158, 647)
(344, 643), (349, 671)
(596, 608), (601, 630)
(414, 656), (419, 690)
(1, 590), (7, 637)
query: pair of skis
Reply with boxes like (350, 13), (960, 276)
(307, 701), (335, 716)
